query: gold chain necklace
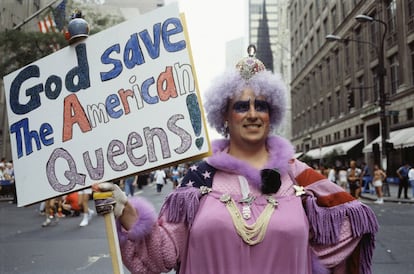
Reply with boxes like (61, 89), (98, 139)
(220, 194), (278, 245)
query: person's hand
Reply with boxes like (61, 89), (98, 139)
(92, 182), (128, 218)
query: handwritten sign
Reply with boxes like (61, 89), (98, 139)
(3, 3), (210, 206)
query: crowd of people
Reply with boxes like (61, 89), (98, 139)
(0, 157), (16, 204)
(312, 160), (414, 204)
(37, 166), (186, 227)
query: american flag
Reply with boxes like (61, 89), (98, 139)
(38, 14), (56, 33)
(37, 0), (66, 33)
(53, 0), (67, 31)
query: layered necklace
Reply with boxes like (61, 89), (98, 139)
(219, 176), (278, 246)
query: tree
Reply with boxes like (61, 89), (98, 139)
(0, 1), (124, 78)
(0, 31), (68, 77)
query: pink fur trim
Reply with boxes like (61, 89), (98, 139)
(116, 197), (157, 245)
(207, 136), (294, 189)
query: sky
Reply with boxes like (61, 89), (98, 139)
(165, 0), (248, 139)
(168, 1), (247, 88)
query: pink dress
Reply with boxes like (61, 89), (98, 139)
(179, 171), (312, 274)
(117, 136), (377, 274)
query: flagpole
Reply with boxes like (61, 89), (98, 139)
(13, 0), (59, 30)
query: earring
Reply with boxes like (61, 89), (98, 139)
(222, 121), (229, 138)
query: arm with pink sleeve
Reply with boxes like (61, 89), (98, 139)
(290, 159), (378, 274)
(115, 197), (189, 274)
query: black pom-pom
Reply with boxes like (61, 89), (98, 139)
(260, 169), (281, 194)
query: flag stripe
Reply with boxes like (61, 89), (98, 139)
(38, 14), (57, 33)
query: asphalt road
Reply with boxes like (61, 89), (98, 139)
(0, 182), (413, 274)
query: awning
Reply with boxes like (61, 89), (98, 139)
(294, 152), (304, 158)
(363, 127), (414, 153)
(305, 139), (363, 159)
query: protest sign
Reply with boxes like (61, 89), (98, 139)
(3, 3), (211, 207)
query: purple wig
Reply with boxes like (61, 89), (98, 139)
(203, 68), (287, 135)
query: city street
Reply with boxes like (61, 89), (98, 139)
(0, 181), (174, 274)
(0, 182), (413, 274)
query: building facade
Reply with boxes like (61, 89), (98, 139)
(289, 0), (414, 172)
(249, 0), (291, 139)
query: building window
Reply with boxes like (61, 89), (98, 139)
(334, 131), (340, 141)
(310, 37), (314, 56)
(409, 0), (414, 17)
(318, 137), (323, 146)
(323, 17), (328, 38)
(331, 6), (337, 28)
(357, 76), (367, 106)
(319, 64), (323, 91)
(320, 101), (324, 123)
(355, 27), (364, 68)
(309, 4), (313, 24)
(369, 11), (378, 60)
(389, 54), (399, 94)
(410, 43), (414, 84)
(326, 57), (331, 85)
(386, 0), (397, 34)
(392, 113), (399, 124)
(407, 107), (413, 120)
(327, 96), (332, 118)
(316, 28), (321, 48)
(372, 67), (380, 102)
(336, 91), (341, 116)
(304, 14), (308, 32)
(335, 49), (340, 80)
(315, 0), (320, 13)
(341, 1), (348, 19)
(311, 71), (316, 99)
(386, 0), (398, 45)
(344, 40), (350, 75)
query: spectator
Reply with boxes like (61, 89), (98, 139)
(408, 165), (414, 200)
(337, 165), (348, 190)
(137, 173), (150, 190)
(372, 164), (386, 204)
(0, 162), (5, 180)
(361, 162), (372, 193)
(78, 189), (95, 227)
(41, 198), (59, 227)
(170, 166), (181, 189)
(62, 192), (82, 217)
(120, 175), (138, 197)
(154, 169), (166, 193)
(327, 165), (337, 184)
(347, 160), (362, 199)
(396, 162), (410, 199)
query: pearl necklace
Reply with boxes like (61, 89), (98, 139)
(219, 176), (279, 246)
(220, 194), (278, 245)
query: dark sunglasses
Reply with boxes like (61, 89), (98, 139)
(232, 99), (270, 113)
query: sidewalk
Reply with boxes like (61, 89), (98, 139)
(360, 182), (414, 204)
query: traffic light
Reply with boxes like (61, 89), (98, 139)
(347, 91), (354, 109)
(372, 143), (380, 165)
(385, 141), (394, 152)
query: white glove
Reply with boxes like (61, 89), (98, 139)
(93, 182), (128, 218)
